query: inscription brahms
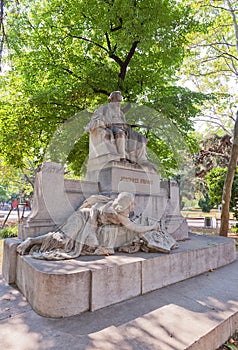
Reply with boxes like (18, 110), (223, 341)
(120, 176), (153, 185)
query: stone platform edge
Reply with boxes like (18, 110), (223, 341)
(2, 233), (236, 318)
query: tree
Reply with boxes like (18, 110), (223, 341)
(206, 167), (238, 210)
(206, 0), (238, 236)
(220, 111), (238, 235)
(180, 0), (238, 236)
(0, 158), (34, 203)
(0, 0), (210, 177)
(0, 0), (6, 69)
(198, 193), (213, 213)
(194, 134), (231, 179)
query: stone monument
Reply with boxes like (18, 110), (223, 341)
(2, 91), (236, 318)
(16, 90), (186, 259)
(17, 90), (189, 256)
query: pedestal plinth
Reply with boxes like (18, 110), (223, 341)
(97, 161), (160, 195)
(90, 161), (189, 240)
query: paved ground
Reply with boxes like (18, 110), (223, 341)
(0, 256), (238, 350)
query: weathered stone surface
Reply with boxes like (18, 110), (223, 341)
(17, 159), (188, 242)
(85, 91), (155, 177)
(17, 191), (181, 260)
(6, 233), (235, 317)
(19, 163), (99, 239)
(1, 258), (238, 350)
(16, 255), (91, 317)
(165, 215), (189, 241)
(97, 161), (160, 195)
(141, 234), (236, 294)
(90, 258), (142, 311)
(2, 238), (22, 284)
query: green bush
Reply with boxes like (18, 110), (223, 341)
(231, 223), (238, 233)
(206, 168), (238, 208)
(198, 193), (213, 212)
(0, 225), (18, 238)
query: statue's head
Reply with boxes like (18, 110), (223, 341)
(112, 192), (135, 213)
(108, 91), (123, 103)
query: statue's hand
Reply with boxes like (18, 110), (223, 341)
(17, 238), (32, 255)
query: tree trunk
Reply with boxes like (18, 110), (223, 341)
(220, 110), (238, 236)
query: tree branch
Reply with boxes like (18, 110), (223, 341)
(0, 0), (6, 70)
(194, 118), (232, 135)
(61, 67), (81, 79)
(110, 17), (123, 32)
(226, 0), (238, 53)
(190, 69), (234, 77)
(190, 42), (236, 49)
(105, 32), (112, 51)
(68, 33), (108, 52)
(200, 150), (230, 159)
(207, 4), (232, 12)
(109, 52), (123, 66)
(119, 40), (139, 81)
(91, 86), (110, 96)
(22, 170), (35, 188)
(104, 33), (123, 66)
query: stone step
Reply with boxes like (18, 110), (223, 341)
(0, 255), (238, 349)
(3, 233), (236, 318)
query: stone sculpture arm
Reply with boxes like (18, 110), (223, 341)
(85, 117), (106, 132)
(85, 106), (109, 132)
(17, 234), (49, 255)
(117, 214), (159, 234)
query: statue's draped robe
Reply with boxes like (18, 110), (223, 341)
(24, 195), (178, 260)
(29, 195), (121, 260)
(86, 104), (148, 164)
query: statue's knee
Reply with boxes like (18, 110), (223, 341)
(115, 131), (125, 139)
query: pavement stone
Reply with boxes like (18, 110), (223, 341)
(0, 257), (238, 350)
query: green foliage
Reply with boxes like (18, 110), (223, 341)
(0, 158), (34, 202)
(0, 0), (211, 175)
(194, 134), (231, 179)
(0, 158), (35, 202)
(0, 225), (18, 239)
(67, 132), (89, 177)
(231, 224), (238, 233)
(180, 0), (238, 135)
(233, 211), (238, 221)
(224, 342), (238, 350)
(198, 193), (213, 213)
(206, 168), (238, 208)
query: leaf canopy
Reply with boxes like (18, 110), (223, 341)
(0, 0), (210, 176)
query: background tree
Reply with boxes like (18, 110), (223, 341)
(180, 0), (238, 236)
(198, 193), (213, 213)
(0, 0), (210, 180)
(206, 167), (238, 210)
(0, 158), (34, 203)
(195, 134), (231, 177)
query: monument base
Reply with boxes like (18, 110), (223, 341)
(3, 233), (236, 318)
(18, 161), (189, 241)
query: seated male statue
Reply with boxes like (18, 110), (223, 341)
(86, 91), (156, 170)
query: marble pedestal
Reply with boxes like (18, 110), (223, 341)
(2, 161), (236, 319)
(19, 161), (189, 242)
(95, 161), (189, 241)
(2, 234), (236, 318)
(19, 163), (99, 239)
